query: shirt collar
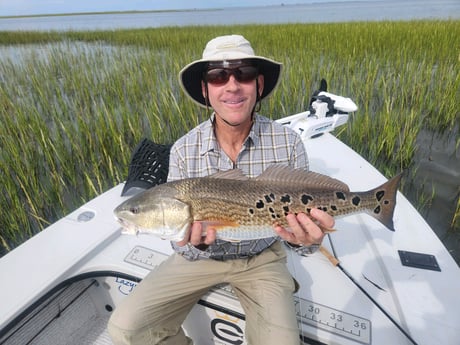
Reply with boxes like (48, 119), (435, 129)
(248, 114), (260, 147)
(200, 114), (218, 155)
(199, 113), (260, 156)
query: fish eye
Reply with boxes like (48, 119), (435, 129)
(130, 206), (140, 214)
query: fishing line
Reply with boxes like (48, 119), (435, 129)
(327, 234), (419, 345)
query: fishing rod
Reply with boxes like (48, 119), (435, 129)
(325, 235), (419, 345)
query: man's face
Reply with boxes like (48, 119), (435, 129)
(202, 60), (264, 127)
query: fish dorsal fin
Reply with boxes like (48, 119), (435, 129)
(256, 165), (350, 192)
(207, 169), (249, 181)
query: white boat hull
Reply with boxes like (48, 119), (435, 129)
(1, 127), (459, 344)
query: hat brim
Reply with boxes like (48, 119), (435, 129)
(179, 57), (282, 107)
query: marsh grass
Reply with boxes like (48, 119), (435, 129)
(0, 21), (459, 256)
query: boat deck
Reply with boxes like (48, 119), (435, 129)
(1, 278), (113, 345)
(1, 276), (322, 345)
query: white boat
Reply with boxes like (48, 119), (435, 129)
(1, 90), (459, 345)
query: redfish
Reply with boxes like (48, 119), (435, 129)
(114, 165), (401, 241)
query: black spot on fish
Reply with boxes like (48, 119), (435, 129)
(256, 200), (264, 209)
(306, 208), (311, 214)
(301, 194), (313, 205)
(374, 205), (381, 214)
(280, 194), (291, 203)
(322, 206), (328, 212)
(376, 190), (385, 201)
(249, 208), (254, 215)
(352, 196), (361, 207)
(331, 205), (338, 211)
(271, 214), (277, 219)
(264, 194), (273, 203)
(283, 206), (290, 213)
(384, 200), (390, 205)
(269, 207), (275, 214)
(336, 191), (346, 200)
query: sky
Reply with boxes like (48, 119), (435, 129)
(0, 0), (357, 17)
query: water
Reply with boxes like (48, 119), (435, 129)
(410, 129), (460, 262)
(0, 0), (458, 31)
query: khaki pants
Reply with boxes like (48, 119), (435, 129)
(107, 242), (300, 345)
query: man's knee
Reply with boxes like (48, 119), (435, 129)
(107, 315), (135, 345)
(107, 309), (192, 345)
(107, 304), (148, 344)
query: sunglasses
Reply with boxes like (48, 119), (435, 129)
(204, 66), (259, 85)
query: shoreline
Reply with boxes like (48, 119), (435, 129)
(0, 1), (458, 32)
(0, 8), (221, 20)
(1, 2), (384, 19)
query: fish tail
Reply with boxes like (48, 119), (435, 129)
(366, 173), (403, 231)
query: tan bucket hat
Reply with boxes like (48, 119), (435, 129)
(179, 34), (283, 107)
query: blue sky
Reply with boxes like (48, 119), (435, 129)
(1, 0), (352, 16)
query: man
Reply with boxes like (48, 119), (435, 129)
(108, 34), (334, 345)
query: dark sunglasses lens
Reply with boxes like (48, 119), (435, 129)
(236, 66), (258, 82)
(205, 69), (231, 84)
(205, 66), (258, 85)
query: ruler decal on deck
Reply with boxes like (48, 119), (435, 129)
(124, 246), (165, 270)
(294, 297), (371, 344)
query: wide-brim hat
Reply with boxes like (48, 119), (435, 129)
(179, 34), (283, 107)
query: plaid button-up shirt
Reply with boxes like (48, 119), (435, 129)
(168, 114), (308, 260)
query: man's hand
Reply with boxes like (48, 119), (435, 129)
(175, 208), (334, 248)
(175, 222), (216, 247)
(274, 208), (334, 246)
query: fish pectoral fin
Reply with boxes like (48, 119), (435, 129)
(199, 220), (242, 242)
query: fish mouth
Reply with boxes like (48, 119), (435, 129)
(116, 217), (140, 235)
(114, 212), (190, 242)
(115, 217), (180, 240)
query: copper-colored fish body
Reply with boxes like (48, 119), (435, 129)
(114, 165), (402, 241)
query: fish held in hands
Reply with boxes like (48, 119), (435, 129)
(114, 165), (402, 242)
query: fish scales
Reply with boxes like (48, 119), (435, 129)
(114, 165), (402, 241)
(169, 178), (392, 239)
